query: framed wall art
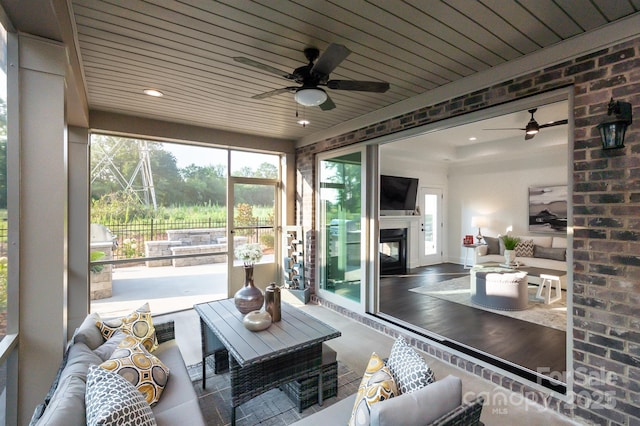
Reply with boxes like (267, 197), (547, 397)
(528, 185), (567, 233)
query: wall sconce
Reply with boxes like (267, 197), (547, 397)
(597, 98), (632, 150)
(471, 216), (488, 244)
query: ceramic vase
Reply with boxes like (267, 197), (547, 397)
(243, 310), (271, 331)
(234, 266), (264, 315)
(504, 249), (515, 265)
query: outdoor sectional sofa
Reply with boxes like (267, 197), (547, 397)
(30, 313), (205, 426)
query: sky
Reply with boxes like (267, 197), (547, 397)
(165, 142), (279, 172)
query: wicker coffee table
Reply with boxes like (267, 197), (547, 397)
(195, 299), (341, 425)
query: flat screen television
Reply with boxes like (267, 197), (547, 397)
(380, 175), (419, 212)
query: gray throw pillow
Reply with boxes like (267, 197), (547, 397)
(484, 237), (499, 255)
(74, 312), (104, 350)
(386, 337), (435, 394)
(93, 330), (128, 361)
(370, 375), (462, 426)
(85, 365), (157, 426)
(35, 375), (87, 426)
(533, 245), (566, 261)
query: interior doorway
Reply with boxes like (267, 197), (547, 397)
(418, 187), (442, 266)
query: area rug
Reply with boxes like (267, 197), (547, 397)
(189, 358), (361, 425)
(409, 276), (567, 331)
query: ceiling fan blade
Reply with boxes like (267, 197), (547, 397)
(252, 87), (296, 100)
(483, 128), (526, 131)
(311, 43), (351, 77)
(539, 119), (568, 129)
(319, 94), (336, 111)
(326, 80), (390, 92)
(233, 57), (294, 80)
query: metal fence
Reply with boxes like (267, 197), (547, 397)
(99, 218), (274, 260)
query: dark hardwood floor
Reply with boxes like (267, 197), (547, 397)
(378, 263), (567, 390)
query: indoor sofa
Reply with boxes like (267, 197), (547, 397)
(30, 313), (205, 426)
(475, 235), (567, 288)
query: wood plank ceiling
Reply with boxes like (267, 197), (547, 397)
(70, 0), (640, 141)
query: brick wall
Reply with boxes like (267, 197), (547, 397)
(296, 37), (640, 424)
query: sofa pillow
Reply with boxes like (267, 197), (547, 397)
(533, 245), (566, 261)
(498, 237), (505, 255)
(58, 342), (103, 384)
(483, 236), (500, 255)
(99, 335), (170, 406)
(96, 302), (158, 352)
(94, 330), (128, 361)
(386, 337), (435, 395)
(348, 352), (398, 426)
(515, 239), (534, 258)
(85, 365), (157, 426)
(74, 312), (104, 350)
(370, 375), (462, 426)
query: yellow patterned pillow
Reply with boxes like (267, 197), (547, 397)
(100, 335), (170, 406)
(96, 302), (158, 352)
(348, 352), (398, 426)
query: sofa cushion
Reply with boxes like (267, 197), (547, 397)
(529, 236), (553, 248)
(534, 245), (566, 261)
(99, 335), (170, 406)
(552, 237), (567, 248)
(94, 330), (128, 361)
(97, 302), (159, 352)
(370, 375), (462, 426)
(74, 312), (104, 350)
(85, 365), (157, 426)
(387, 337), (435, 394)
(515, 239), (534, 257)
(35, 374), (87, 426)
(58, 342), (103, 384)
(150, 340), (205, 425)
(348, 352), (398, 426)
(484, 236), (500, 255)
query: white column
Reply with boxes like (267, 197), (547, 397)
(18, 34), (68, 425)
(68, 126), (89, 339)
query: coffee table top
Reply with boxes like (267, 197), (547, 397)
(473, 263), (565, 278)
(195, 299), (341, 367)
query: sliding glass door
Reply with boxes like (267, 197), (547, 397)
(317, 148), (365, 310)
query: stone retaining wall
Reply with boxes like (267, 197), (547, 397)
(90, 242), (113, 300)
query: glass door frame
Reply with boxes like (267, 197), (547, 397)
(316, 145), (369, 313)
(227, 175), (281, 298)
(418, 187), (443, 266)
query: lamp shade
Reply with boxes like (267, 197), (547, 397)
(471, 216), (487, 228)
(294, 88), (327, 106)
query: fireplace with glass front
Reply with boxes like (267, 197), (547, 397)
(380, 228), (407, 275)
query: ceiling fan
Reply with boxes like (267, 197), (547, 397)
(484, 108), (568, 140)
(233, 43), (390, 110)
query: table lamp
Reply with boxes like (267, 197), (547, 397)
(471, 216), (488, 244)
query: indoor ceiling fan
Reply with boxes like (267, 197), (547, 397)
(484, 108), (568, 140)
(233, 43), (390, 111)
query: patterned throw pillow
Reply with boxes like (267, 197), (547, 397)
(99, 335), (170, 406)
(96, 302), (158, 352)
(348, 352), (398, 426)
(86, 365), (157, 426)
(515, 239), (534, 258)
(387, 337), (436, 394)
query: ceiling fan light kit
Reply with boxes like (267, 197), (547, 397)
(294, 88), (328, 106)
(483, 107), (568, 140)
(234, 43), (389, 110)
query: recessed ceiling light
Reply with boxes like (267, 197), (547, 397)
(143, 89), (164, 97)
(469, 137), (477, 141)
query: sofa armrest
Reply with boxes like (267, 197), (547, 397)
(155, 320), (175, 344)
(429, 395), (484, 426)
